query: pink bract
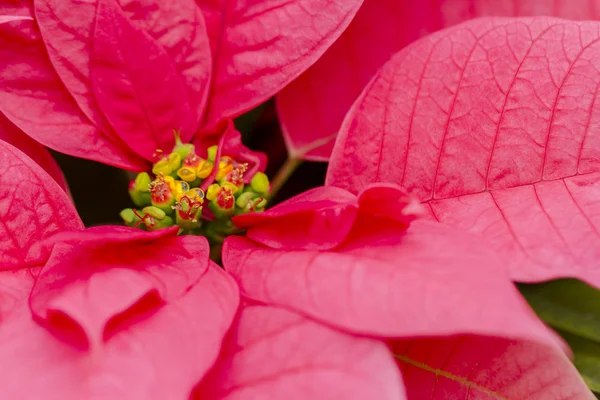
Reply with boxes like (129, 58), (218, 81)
(195, 303), (405, 400)
(0, 0), (363, 169)
(277, 0), (600, 160)
(0, 112), (68, 192)
(223, 184), (593, 399)
(326, 17), (600, 288)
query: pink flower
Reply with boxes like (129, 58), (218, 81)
(0, 138), (411, 399)
(277, 0), (600, 160)
(0, 0), (363, 169)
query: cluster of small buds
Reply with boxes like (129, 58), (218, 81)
(120, 134), (270, 241)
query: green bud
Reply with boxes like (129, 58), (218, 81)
(150, 215), (174, 230)
(173, 130), (195, 160)
(142, 206), (166, 219)
(129, 179), (151, 207)
(152, 152), (182, 178)
(256, 198), (267, 209)
(134, 172), (152, 192)
(235, 191), (255, 208)
(250, 172), (270, 195)
(207, 145), (218, 162)
(234, 192), (267, 215)
(141, 206), (174, 230)
(120, 208), (142, 227)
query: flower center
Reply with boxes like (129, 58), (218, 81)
(120, 136), (271, 246)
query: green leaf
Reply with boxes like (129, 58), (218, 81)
(519, 279), (600, 394)
(518, 279), (600, 342)
(555, 329), (600, 393)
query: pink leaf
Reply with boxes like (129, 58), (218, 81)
(195, 304), (405, 400)
(198, 0), (364, 124)
(326, 18), (600, 287)
(0, 6), (146, 170)
(392, 335), (594, 399)
(0, 113), (68, 192)
(0, 139), (82, 271)
(0, 261), (238, 399)
(278, 0), (600, 160)
(223, 218), (558, 348)
(91, 0), (199, 160)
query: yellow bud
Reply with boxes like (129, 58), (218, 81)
(152, 159), (172, 176)
(163, 175), (176, 192)
(185, 188), (205, 203)
(196, 160), (213, 179)
(167, 152), (182, 166)
(172, 180), (190, 201)
(177, 166), (197, 182)
(215, 156), (234, 181)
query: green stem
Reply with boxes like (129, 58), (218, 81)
(269, 157), (303, 200)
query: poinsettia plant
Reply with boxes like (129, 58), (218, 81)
(1, 0), (600, 398)
(0, 138), (417, 398)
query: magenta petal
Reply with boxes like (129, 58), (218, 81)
(0, 140), (82, 270)
(393, 335), (594, 399)
(91, 0), (198, 160)
(199, 0), (364, 123)
(0, 113), (68, 191)
(29, 229), (209, 349)
(0, 263), (239, 400)
(224, 220), (558, 349)
(326, 17), (600, 287)
(195, 304), (405, 400)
